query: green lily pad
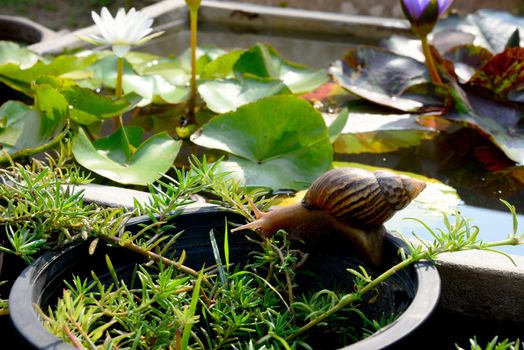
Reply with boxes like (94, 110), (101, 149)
(139, 47), (227, 83)
(89, 56), (188, 105)
(190, 95), (333, 190)
(201, 49), (245, 79)
(234, 43), (328, 94)
(33, 84), (68, 139)
(0, 40), (42, 69)
(330, 47), (442, 112)
(72, 127), (181, 185)
(0, 54), (97, 96)
(61, 86), (141, 125)
(198, 75), (291, 113)
(0, 101), (43, 152)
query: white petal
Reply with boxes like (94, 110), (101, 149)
(101, 7), (118, 41)
(112, 44), (131, 57)
(91, 10), (111, 41)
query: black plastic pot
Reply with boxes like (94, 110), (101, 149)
(9, 206), (440, 350)
(0, 15), (55, 45)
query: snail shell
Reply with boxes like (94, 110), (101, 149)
(303, 167), (426, 229)
(232, 167), (426, 268)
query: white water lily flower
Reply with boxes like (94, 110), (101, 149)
(81, 7), (163, 57)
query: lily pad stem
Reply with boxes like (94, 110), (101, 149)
(115, 57), (132, 148)
(420, 35), (442, 84)
(188, 6), (199, 122)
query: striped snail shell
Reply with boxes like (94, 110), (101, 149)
(303, 167), (426, 229)
(232, 167), (426, 267)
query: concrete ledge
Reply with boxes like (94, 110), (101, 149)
(436, 250), (524, 323)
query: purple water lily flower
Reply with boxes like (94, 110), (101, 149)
(401, 0), (454, 37)
(402, 0), (453, 20)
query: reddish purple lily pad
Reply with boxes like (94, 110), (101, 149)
(468, 47), (524, 99)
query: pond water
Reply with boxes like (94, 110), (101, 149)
(140, 17), (524, 255)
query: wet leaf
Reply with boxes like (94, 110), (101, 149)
(198, 75), (290, 113)
(329, 46), (442, 112)
(72, 127), (180, 185)
(234, 43), (328, 94)
(190, 95), (332, 190)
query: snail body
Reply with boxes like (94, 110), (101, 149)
(232, 167), (426, 267)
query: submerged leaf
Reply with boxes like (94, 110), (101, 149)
(190, 95), (332, 190)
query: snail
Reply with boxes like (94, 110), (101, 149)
(231, 167), (426, 268)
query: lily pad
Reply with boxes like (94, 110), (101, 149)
(234, 43), (328, 94)
(61, 87), (141, 125)
(329, 47), (440, 112)
(190, 95), (333, 190)
(33, 84), (68, 140)
(198, 75), (290, 113)
(435, 9), (524, 54)
(447, 84), (524, 165)
(467, 47), (524, 100)
(0, 40), (42, 69)
(72, 127), (181, 185)
(88, 56), (188, 105)
(0, 101), (43, 152)
(326, 103), (438, 154)
(0, 54), (97, 96)
(443, 45), (493, 83)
